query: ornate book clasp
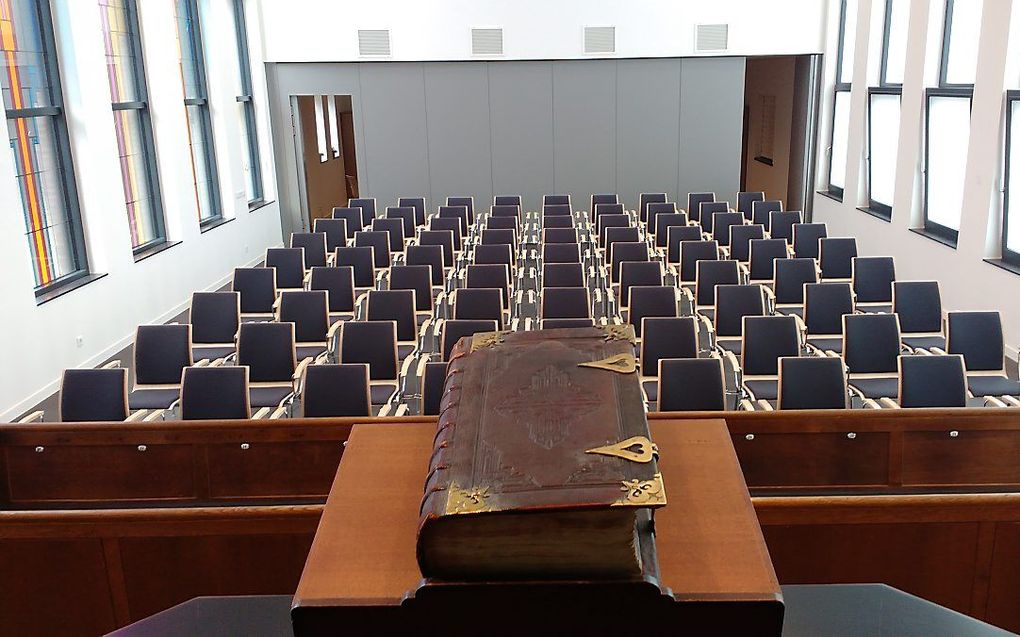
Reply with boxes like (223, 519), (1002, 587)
(585, 436), (659, 463)
(578, 353), (637, 374)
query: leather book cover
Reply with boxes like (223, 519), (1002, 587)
(417, 325), (665, 579)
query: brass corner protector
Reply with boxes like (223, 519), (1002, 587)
(601, 324), (636, 344)
(445, 484), (493, 514)
(614, 473), (666, 507)
(578, 353), (637, 374)
(470, 331), (506, 352)
(586, 436), (659, 463)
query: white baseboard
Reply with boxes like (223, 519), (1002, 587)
(1, 251), (277, 423)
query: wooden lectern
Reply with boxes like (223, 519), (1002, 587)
(292, 419), (784, 635)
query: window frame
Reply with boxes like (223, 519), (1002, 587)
(938, 0), (977, 90)
(105, 0), (167, 254)
(177, 0), (222, 226)
(922, 87), (973, 246)
(826, 0), (853, 199)
(1001, 91), (1020, 266)
(865, 86), (900, 218)
(6, 0), (91, 296)
(232, 0), (263, 207)
(879, 0), (902, 88)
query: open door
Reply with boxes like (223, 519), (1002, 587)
(291, 95), (359, 227)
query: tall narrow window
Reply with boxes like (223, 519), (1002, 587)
(922, 0), (978, 245)
(827, 0), (857, 197)
(99, 0), (164, 251)
(1001, 92), (1020, 264)
(2, 0), (89, 293)
(232, 0), (262, 206)
(865, 0), (908, 218)
(175, 0), (220, 224)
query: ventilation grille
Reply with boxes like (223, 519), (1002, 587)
(584, 26), (615, 54)
(472, 28), (503, 56)
(695, 24), (729, 52)
(358, 29), (391, 57)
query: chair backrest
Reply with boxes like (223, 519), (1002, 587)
(778, 357), (848, 409)
(752, 200), (783, 227)
(604, 227), (640, 257)
(302, 364), (371, 417)
(290, 232), (327, 268)
(349, 198), (377, 225)
(371, 217), (405, 253)
(441, 319), (499, 361)
(543, 203), (572, 217)
(598, 213), (631, 245)
(421, 361), (449, 416)
(594, 202), (625, 218)
(769, 210), (802, 243)
(653, 213), (689, 248)
(741, 315), (800, 376)
(688, 192), (716, 222)
(490, 204), (522, 220)
(397, 197), (426, 226)
(354, 230), (391, 268)
(418, 229), (456, 267)
(699, 201), (729, 231)
(542, 243), (581, 264)
(313, 218), (348, 252)
(773, 258), (818, 305)
(406, 244), (446, 286)
(265, 247), (305, 289)
(453, 288), (504, 325)
(947, 311), (1004, 372)
(473, 243), (514, 269)
(385, 206), (416, 238)
(180, 366), (250, 420)
(898, 354), (967, 408)
(591, 193), (618, 212)
(711, 211), (744, 247)
(748, 238), (789, 281)
(544, 194), (571, 207)
(666, 225), (704, 263)
(332, 207), (363, 234)
(647, 202), (677, 236)
(447, 196), (475, 223)
(892, 281), (942, 334)
(339, 321), (398, 380)
(543, 215), (574, 229)
(714, 284), (766, 338)
(494, 195), (521, 207)
(640, 317), (697, 377)
(639, 193), (667, 222)
(843, 313), (901, 374)
(541, 286), (590, 319)
(542, 263), (584, 288)
(60, 368), (129, 422)
(803, 283), (853, 336)
(620, 261), (664, 308)
(134, 324), (193, 385)
(466, 263), (511, 305)
(629, 286), (679, 336)
(819, 237), (858, 280)
(728, 224), (766, 262)
(335, 246), (376, 288)
(390, 265), (434, 312)
(309, 266), (355, 313)
(237, 322), (296, 383)
(366, 289), (417, 342)
(694, 259), (740, 307)
(543, 227), (579, 244)
(232, 267), (276, 314)
(852, 256), (896, 304)
(481, 228), (517, 255)
(541, 318), (594, 329)
(191, 291), (240, 345)
(678, 240), (719, 282)
(658, 358), (726, 411)
(737, 191), (765, 219)
(486, 215), (519, 233)
(438, 205), (470, 236)
(792, 223), (827, 259)
(609, 241), (649, 283)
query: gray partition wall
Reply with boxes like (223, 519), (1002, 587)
(267, 57), (745, 235)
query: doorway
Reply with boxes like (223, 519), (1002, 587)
(292, 95), (359, 226)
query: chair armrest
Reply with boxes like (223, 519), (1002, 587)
(756, 399), (774, 411)
(399, 351), (417, 381)
(737, 262), (749, 283)
(272, 295), (282, 311)
(375, 269), (388, 286)
(738, 399), (756, 411)
(394, 403), (410, 417)
(862, 398), (883, 409)
(697, 313), (715, 349)
(143, 410), (165, 422)
(719, 246), (730, 259)
(824, 349), (840, 358)
(377, 403), (393, 417)
(101, 360), (122, 369)
(293, 357), (313, 393)
(415, 354), (431, 379)
(1002, 395), (1020, 407)
(761, 285), (776, 313)
(253, 406), (272, 419)
(510, 318), (520, 331)
(878, 397), (901, 409)
(194, 359), (210, 367)
(719, 347), (741, 388)
(327, 319), (343, 340)
(929, 347), (948, 355)
(124, 410), (148, 422)
(270, 405), (289, 419)
(17, 410), (44, 424)
(303, 271), (313, 286)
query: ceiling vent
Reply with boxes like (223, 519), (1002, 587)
(358, 29), (391, 57)
(583, 26), (615, 55)
(472, 28), (503, 56)
(695, 24), (729, 52)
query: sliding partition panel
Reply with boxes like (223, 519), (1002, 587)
(552, 60), (616, 202)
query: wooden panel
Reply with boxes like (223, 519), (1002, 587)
(4, 444), (196, 505)
(206, 441), (343, 500)
(733, 432), (889, 489)
(902, 431), (1020, 487)
(984, 522), (1020, 630)
(0, 538), (117, 636)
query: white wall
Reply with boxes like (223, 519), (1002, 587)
(257, 0), (827, 62)
(812, 0), (1020, 358)
(0, 0), (282, 421)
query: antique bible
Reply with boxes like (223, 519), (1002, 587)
(417, 326), (666, 581)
